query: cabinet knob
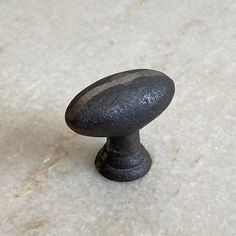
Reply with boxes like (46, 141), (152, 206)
(65, 69), (175, 182)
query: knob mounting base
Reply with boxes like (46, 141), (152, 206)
(95, 132), (152, 182)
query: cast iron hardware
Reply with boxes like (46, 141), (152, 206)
(65, 69), (175, 182)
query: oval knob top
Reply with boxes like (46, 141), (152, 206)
(65, 69), (175, 137)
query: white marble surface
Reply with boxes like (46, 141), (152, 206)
(0, 0), (236, 235)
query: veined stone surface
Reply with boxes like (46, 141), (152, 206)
(0, 0), (235, 235)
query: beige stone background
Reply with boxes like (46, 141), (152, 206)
(0, 0), (236, 235)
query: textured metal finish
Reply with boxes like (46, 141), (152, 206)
(65, 69), (175, 182)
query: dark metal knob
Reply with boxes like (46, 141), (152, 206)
(65, 69), (175, 182)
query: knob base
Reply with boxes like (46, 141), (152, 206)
(95, 143), (152, 182)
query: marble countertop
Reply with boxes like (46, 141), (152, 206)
(0, 0), (235, 235)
